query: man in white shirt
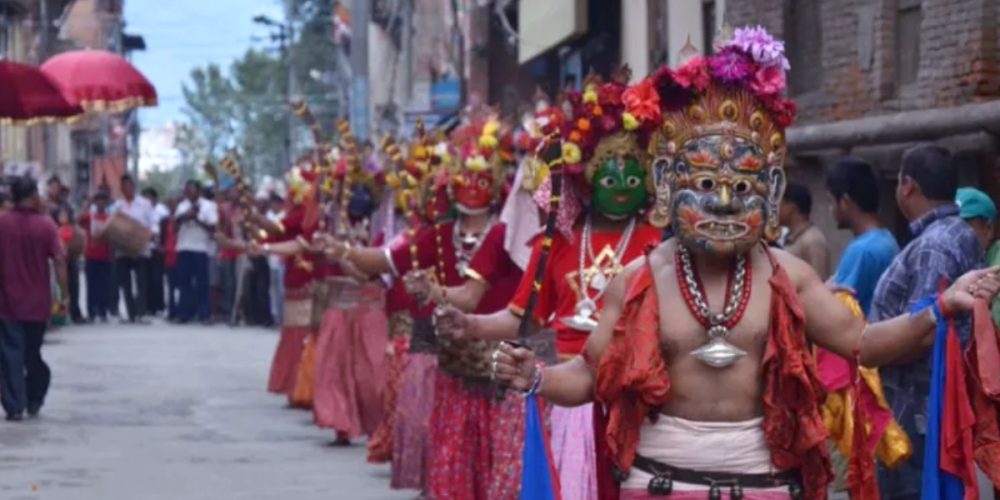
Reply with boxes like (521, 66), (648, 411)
(142, 187), (169, 316)
(174, 180), (218, 324)
(111, 175), (157, 323)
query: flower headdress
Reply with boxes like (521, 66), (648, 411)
(554, 67), (660, 184)
(648, 25), (797, 238)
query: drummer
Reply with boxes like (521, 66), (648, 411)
(110, 174), (157, 324)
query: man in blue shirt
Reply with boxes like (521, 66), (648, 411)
(826, 157), (900, 315)
(869, 144), (983, 499)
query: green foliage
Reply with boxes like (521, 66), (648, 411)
(175, 1), (347, 184)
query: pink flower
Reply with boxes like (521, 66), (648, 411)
(730, 25), (790, 71)
(673, 57), (710, 92)
(708, 47), (755, 85)
(621, 78), (662, 125)
(749, 65), (786, 97)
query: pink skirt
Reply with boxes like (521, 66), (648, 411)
(391, 352), (436, 491)
(621, 490), (791, 499)
(426, 372), (525, 500)
(267, 286), (313, 395)
(550, 403), (599, 500)
(367, 336), (409, 463)
(312, 291), (388, 437)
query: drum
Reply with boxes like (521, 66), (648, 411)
(103, 212), (152, 256)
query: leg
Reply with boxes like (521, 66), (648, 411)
(109, 259), (120, 317)
(68, 257), (83, 322)
(176, 252), (193, 322)
(134, 257), (149, 319)
(148, 251), (165, 314)
(85, 260), (98, 319)
(0, 321), (27, 418)
(195, 252), (212, 322)
(23, 322), (50, 415)
(220, 258), (235, 321)
(116, 257), (136, 321)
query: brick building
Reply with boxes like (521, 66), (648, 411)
(726, 0), (1000, 255)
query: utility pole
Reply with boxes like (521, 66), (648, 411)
(350, 0), (370, 141)
(254, 9), (296, 168)
(284, 0), (297, 166)
(401, 0), (413, 104)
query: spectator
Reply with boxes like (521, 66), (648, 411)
(164, 197), (180, 320)
(0, 176), (66, 421)
(825, 158), (900, 314)
(175, 180), (218, 324)
(780, 182), (831, 279)
(265, 193), (285, 324)
(45, 176), (83, 323)
(870, 144), (983, 498)
(955, 187), (997, 254)
(142, 187), (169, 316)
(217, 183), (240, 321)
(79, 190), (114, 322)
(111, 175), (156, 324)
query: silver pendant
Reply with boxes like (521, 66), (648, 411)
(691, 326), (746, 368)
(561, 298), (599, 332)
(589, 272), (607, 292)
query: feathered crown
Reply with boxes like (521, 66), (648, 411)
(649, 26), (797, 165)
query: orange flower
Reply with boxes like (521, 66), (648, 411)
(569, 130), (583, 143)
(577, 118), (591, 132)
(592, 105), (604, 117)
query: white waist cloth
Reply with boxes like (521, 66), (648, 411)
(623, 415), (786, 492)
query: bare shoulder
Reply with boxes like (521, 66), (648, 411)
(767, 246), (821, 288)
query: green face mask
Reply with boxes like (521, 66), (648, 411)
(591, 156), (648, 219)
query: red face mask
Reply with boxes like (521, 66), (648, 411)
(453, 171), (495, 212)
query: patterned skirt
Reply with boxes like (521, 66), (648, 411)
(551, 403), (599, 500)
(267, 284), (312, 396)
(312, 282), (388, 437)
(426, 371), (525, 500)
(367, 313), (413, 463)
(391, 352), (437, 491)
(289, 332), (316, 409)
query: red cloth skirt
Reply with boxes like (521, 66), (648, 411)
(392, 352), (436, 491)
(367, 318), (411, 463)
(267, 285), (312, 396)
(426, 370), (525, 500)
(312, 282), (388, 437)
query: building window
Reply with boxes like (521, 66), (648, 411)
(895, 0), (922, 87)
(783, 0), (823, 95)
(701, 0), (716, 55)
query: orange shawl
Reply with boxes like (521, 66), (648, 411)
(595, 256), (833, 499)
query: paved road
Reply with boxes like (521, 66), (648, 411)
(0, 321), (414, 500)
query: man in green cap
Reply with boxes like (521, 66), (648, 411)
(956, 186), (999, 326)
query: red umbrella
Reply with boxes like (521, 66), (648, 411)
(0, 61), (83, 125)
(41, 50), (157, 112)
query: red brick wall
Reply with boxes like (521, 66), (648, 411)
(725, 0), (1000, 127)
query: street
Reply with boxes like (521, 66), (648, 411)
(0, 321), (413, 500)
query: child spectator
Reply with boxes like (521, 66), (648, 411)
(79, 191), (114, 322)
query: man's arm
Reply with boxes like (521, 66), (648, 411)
(492, 259), (635, 407)
(53, 254), (69, 308)
(784, 250), (999, 367)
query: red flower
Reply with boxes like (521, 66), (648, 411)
(769, 98), (798, 128)
(622, 78), (662, 125)
(749, 65), (786, 97)
(598, 82), (625, 108)
(673, 57), (710, 92)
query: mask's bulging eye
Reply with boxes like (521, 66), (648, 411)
(625, 176), (642, 188)
(733, 179), (752, 194)
(477, 178), (490, 189)
(599, 177), (616, 189)
(697, 177), (716, 192)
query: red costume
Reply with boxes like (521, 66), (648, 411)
(596, 251), (832, 499)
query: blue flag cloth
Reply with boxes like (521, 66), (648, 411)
(918, 298), (966, 500)
(520, 396), (558, 500)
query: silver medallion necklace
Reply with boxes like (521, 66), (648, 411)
(561, 214), (636, 332)
(675, 245), (753, 368)
(452, 216), (493, 276)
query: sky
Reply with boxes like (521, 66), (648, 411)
(125, 0), (284, 129)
